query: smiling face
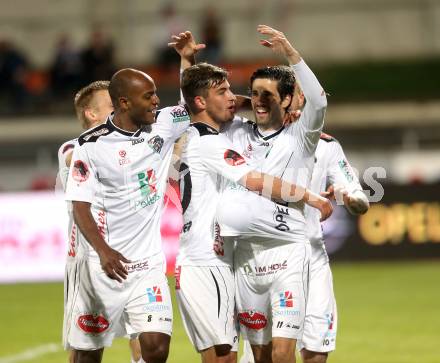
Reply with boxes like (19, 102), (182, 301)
(126, 75), (160, 127)
(204, 79), (236, 124)
(251, 78), (291, 131)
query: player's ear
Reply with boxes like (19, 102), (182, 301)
(194, 96), (206, 111)
(281, 94), (292, 109)
(84, 108), (96, 124)
(119, 96), (129, 111)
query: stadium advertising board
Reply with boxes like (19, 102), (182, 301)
(324, 183), (440, 260)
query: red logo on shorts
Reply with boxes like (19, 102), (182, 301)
(77, 314), (109, 334)
(238, 311), (267, 330)
(224, 149), (245, 166)
(72, 160), (90, 182)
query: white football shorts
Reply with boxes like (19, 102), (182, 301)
(63, 252), (172, 350)
(175, 264), (238, 352)
(234, 240), (311, 345)
(297, 245), (337, 353)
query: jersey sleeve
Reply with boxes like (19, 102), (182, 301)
(57, 140), (76, 191)
(152, 105), (191, 155)
(199, 134), (254, 182)
(326, 142), (362, 193)
(289, 60), (327, 155)
(65, 144), (99, 203)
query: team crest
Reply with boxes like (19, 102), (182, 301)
(148, 135), (164, 154)
(72, 160), (89, 182)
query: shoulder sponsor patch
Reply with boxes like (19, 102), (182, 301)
(320, 132), (337, 143)
(224, 149), (245, 166)
(148, 135), (164, 154)
(72, 160), (90, 182)
(170, 106), (190, 123)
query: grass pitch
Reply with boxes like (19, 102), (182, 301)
(0, 260), (438, 363)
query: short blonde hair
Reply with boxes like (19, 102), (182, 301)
(74, 81), (110, 128)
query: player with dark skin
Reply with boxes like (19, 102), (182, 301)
(72, 69), (169, 363)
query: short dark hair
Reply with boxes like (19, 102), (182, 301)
(181, 62), (228, 114)
(74, 81), (110, 126)
(250, 65), (296, 100)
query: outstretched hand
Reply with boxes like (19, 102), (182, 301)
(168, 31), (206, 60)
(257, 25), (301, 64)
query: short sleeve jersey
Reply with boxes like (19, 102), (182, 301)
(305, 134), (363, 246)
(176, 122), (254, 267)
(217, 60), (327, 243)
(58, 138), (87, 261)
(65, 105), (190, 262)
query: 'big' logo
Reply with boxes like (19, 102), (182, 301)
(146, 286), (163, 303)
(138, 169), (157, 197)
(280, 291), (293, 307)
(77, 314), (109, 334)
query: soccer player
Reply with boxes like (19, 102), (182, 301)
(64, 68), (190, 363)
(175, 62), (332, 363)
(58, 81), (145, 363)
(216, 25), (328, 363)
(299, 132), (370, 363)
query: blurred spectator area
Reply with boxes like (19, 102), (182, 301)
(0, 0), (439, 191)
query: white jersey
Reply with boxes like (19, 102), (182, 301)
(58, 138), (86, 261)
(65, 106), (190, 262)
(217, 59), (327, 243)
(305, 134), (363, 249)
(176, 122), (254, 267)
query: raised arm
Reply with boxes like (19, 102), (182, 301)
(257, 25), (327, 141)
(168, 31), (205, 70)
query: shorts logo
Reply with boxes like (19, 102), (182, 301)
(224, 149), (245, 166)
(148, 135), (164, 154)
(238, 310), (267, 330)
(326, 313), (334, 330)
(72, 160), (89, 182)
(77, 314), (109, 334)
(280, 291), (293, 308)
(146, 286), (163, 303)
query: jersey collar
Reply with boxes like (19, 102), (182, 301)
(107, 113), (144, 137)
(253, 123), (285, 141)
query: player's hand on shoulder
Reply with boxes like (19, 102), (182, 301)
(168, 31), (206, 59)
(257, 25), (301, 64)
(97, 246), (131, 282)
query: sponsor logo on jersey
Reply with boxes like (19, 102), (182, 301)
(118, 149), (131, 165)
(68, 224), (76, 257)
(170, 107), (190, 123)
(224, 149), (246, 166)
(174, 265), (181, 290)
(77, 313), (109, 334)
(280, 291), (294, 307)
(97, 210), (106, 239)
(72, 160), (90, 182)
(274, 205), (290, 232)
(238, 310), (267, 330)
(148, 135), (164, 154)
(132, 137), (145, 146)
(242, 260), (288, 276)
(135, 169), (161, 208)
(83, 128), (109, 141)
(125, 260), (149, 273)
(338, 159), (354, 182)
(146, 286), (163, 303)
(213, 222), (225, 256)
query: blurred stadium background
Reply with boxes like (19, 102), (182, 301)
(0, 0), (439, 362)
